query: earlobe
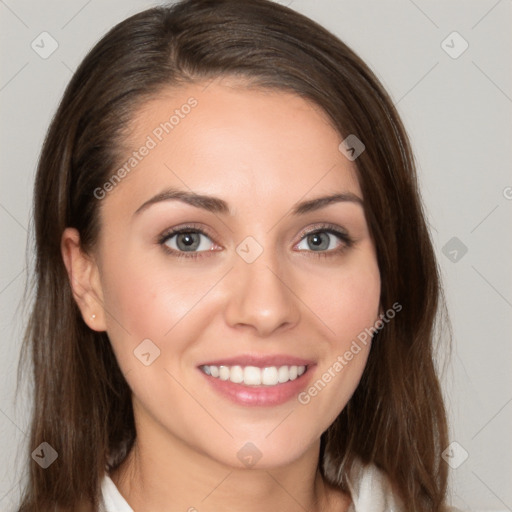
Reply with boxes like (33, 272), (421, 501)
(61, 227), (107, 331)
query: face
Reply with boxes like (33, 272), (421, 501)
(84, 78), (380, 469)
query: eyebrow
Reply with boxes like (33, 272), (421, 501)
(133, 187), (363, 217)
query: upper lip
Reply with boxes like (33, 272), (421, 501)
(198, 354), (315, 368)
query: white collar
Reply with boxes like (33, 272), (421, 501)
(100, 473), (134, 512)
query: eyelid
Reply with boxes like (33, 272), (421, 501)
(158, 223), (218, 243)
(295, 222), (353, 244)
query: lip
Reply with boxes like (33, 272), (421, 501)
(197, 355), (316, 407)
(198, 354), (315, 368)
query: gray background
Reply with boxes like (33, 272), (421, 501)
(1, 0), (511, 510)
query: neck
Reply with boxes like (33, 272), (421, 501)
(110, 424), (350, 512)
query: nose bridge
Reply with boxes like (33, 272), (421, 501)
(223, 236), (301, 335)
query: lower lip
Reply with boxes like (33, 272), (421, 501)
(198, 366), (316, 407)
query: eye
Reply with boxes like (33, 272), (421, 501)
(295, 225), (354, 255)
(157, 223), (353, 259)
(158, 226), (218, 258)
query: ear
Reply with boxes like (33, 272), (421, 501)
(61, 227), (107, 331)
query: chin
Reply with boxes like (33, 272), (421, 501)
(203, 430), (320, 471)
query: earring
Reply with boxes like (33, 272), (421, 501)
(91, 314), (96, 320)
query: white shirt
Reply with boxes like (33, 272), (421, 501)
(99, 461), (405, 512)
(100, 474), (134, 512)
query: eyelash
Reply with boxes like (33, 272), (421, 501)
(157, 223), (355, 260)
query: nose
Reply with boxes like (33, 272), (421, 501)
(223, 248), (301, 337)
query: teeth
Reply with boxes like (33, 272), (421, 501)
(262, 367), (278, 385)
(244, 366), (261, 385)
(230, 365), (244, 383)
(201, 364), (307, 386)
(278, 365), (289, 383)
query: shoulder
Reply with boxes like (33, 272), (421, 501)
(345, 460), (463, 512)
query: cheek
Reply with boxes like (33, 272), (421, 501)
(300, 253), (380, 417)
(309, 254), (381, 346)
(98, 251), (218, 370)
(101, 243), (217, 323)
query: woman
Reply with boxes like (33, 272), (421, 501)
(18, 0), (453, 510)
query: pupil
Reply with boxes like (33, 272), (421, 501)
(178, 232), (199, 250)
(308, 233), (328, 251)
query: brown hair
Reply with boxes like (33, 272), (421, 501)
(17, 0), (450, 510)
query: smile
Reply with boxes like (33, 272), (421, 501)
(200, 364), (307, 386)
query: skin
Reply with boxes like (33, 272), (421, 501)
(62, 77), (381, 512)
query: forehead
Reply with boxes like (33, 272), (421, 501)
(104, 78), (362, 218)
